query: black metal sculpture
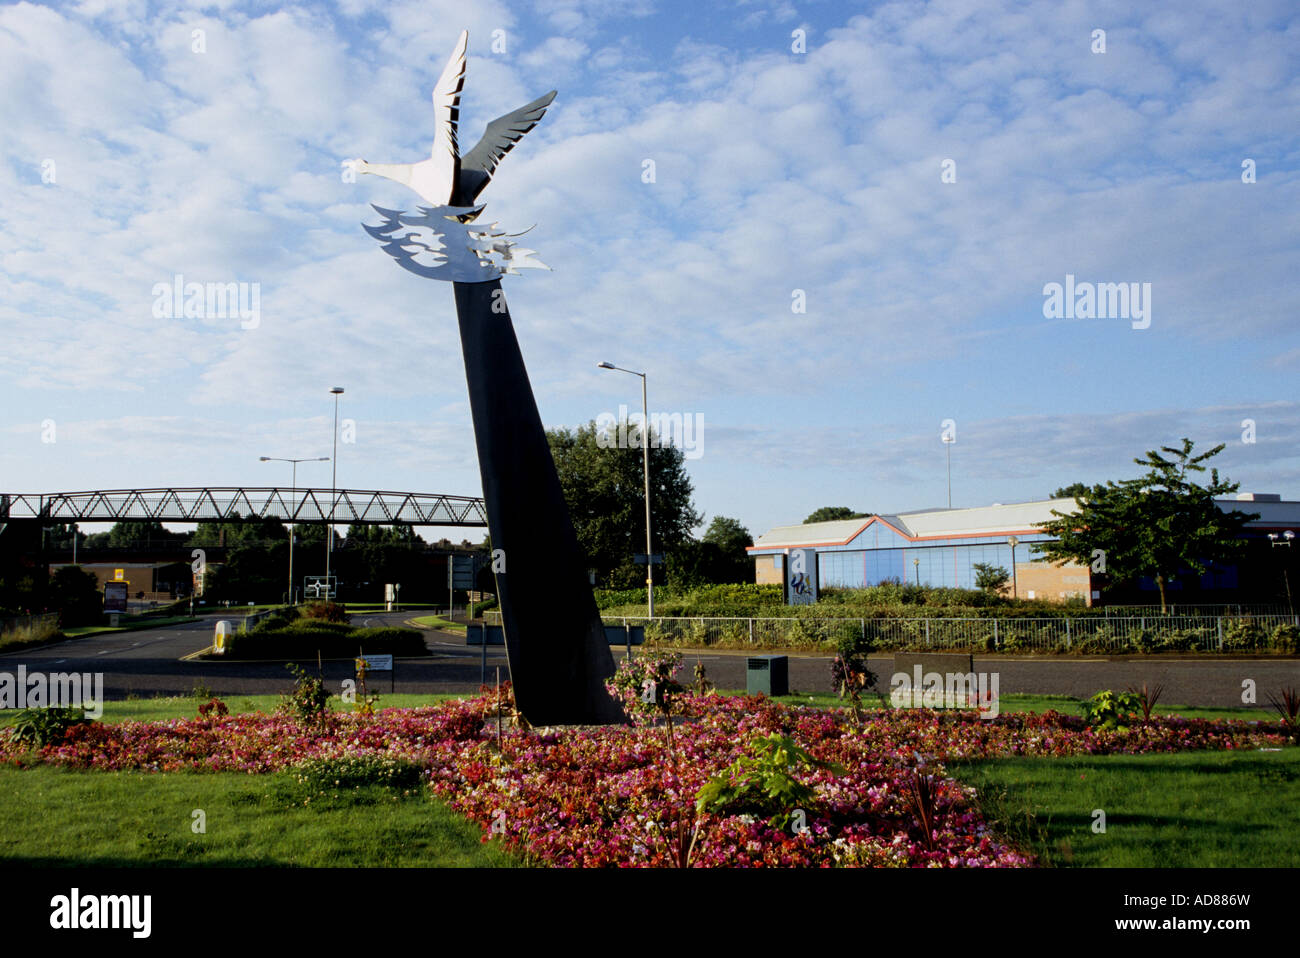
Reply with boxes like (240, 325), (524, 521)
(351, 30), (624, 725)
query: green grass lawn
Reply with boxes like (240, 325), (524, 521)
(948, 748), (1300, 867)
(0, 693), (471, 727)
(407, 614), (466, 634)
(62, 615), (198, 638)
(0, 765), (519, 867)
(726, 689), (1281, 723)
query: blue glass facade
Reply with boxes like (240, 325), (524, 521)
(755, 520), (1060, 591)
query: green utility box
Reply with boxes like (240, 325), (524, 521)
(746, 654), (789, 696)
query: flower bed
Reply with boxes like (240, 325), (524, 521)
(1, 694), (1289, 867)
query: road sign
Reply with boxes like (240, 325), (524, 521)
(632, 553), (664, 565)
(448, 554), (476, 589)
(113, 568), (125, 581)
(304, 575), (337, 599)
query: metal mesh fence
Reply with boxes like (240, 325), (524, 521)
(598, 614), (1300, 653)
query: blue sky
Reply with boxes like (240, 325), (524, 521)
(1, 0), (1298, 542)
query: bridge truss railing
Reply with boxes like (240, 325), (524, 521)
(0, 487), (487, 526)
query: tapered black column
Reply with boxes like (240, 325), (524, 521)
(453, 279), (625, 725)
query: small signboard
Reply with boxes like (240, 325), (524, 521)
(104, 580), (129, 614)
(785, 548), (818, 606)
(112, 568), (126, 581)
(304, 575), (337, 599)
(356, 653), (393, 671)
(632, 554), (664, 565)
(466, 624), (506, 646)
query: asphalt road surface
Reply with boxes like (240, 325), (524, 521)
(3, 610), (1297, 709)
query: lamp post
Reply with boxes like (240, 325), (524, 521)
(1269, 531), (1294, 613)
(326, 387), (344, 598)
(1007, 535), (1020, 599)
(942, 433), (955, 509)
(260, 456), (329, 604)
(597, 362), (654, 618)
(912, 556), (920, 586)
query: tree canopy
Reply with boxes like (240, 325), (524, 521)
(1049, 482), (1099, 501)
(803, 506), (872, 524)
(548, 419), (702, 588)
(1034, 439), (1257, 611)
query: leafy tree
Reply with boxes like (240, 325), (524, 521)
(43, 524), (86, 551)
(702, 516), (752, 553)
(804, 506), (871, 524)
(972, 562), (1010, 593)
(1050, 482), (1101, 501)
(1034, 439), (1257, 612)
(82, 522), (187, 550)
(189, 515), (288, 549)
(47, 565), (102, 626)
(549, 419), (702, 588)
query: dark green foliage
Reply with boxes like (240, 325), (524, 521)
(46, 565), (103, 627)
(548, 419), (702, 588)
(8, 707), (93, 748)
(225, 625), (425, 660)
(972, 562), (1010, 593)
(695, 733), (831, 829)
(299, 601), (350, 623)
(1080, 690), (1144, 729)
(1035, 439), (1257, 612)
(278, 664), (332, 727)
(803, 506), (871, 524)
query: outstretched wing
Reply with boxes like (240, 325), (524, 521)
(431, 30), (468, 160)
(455, 90), (557, 203)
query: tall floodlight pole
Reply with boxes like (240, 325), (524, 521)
(261, 456), (329, 604)
(943, 433), (954, 509)
(349, 29), (622, 724)
(326, 387), (344, 596)
(598, 362), (654, 618)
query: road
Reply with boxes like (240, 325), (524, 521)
(2, 611), (1297, 708)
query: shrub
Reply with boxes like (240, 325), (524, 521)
(695, 732), (830, 830)
(605, 650), (685, 725)
(470, 597), (498, 618)
(221, 625), (426, 660)
(197, 697), (228, 719)
(278, 663), (332, 727)
(1080, 690), (1143, 730)
(1270, 624), (1299, 653)
(1222, 620), (1267, 652)
(8, 707), (94, 748)
(300, 601), (350, 624)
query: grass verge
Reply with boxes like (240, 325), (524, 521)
(407, 615), (466, 634)
(0, 765), (519, 867)
(949, 748), (1300, 867)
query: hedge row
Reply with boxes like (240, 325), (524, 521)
(219, 626), (427, 660)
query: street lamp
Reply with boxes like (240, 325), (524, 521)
(912, 556), (920, 586)
(942, 433), (955, 509)
(597, 361), (654, 618)
(1269, 531), (1294, 612)
(260, 456), (329, 604)
(326, 387), (344, 597)
(1007, 535), (1020, 599)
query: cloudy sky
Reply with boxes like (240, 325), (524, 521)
(2, 0), (1298, 542)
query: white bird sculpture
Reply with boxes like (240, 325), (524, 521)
(349, 30), (556, 211)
